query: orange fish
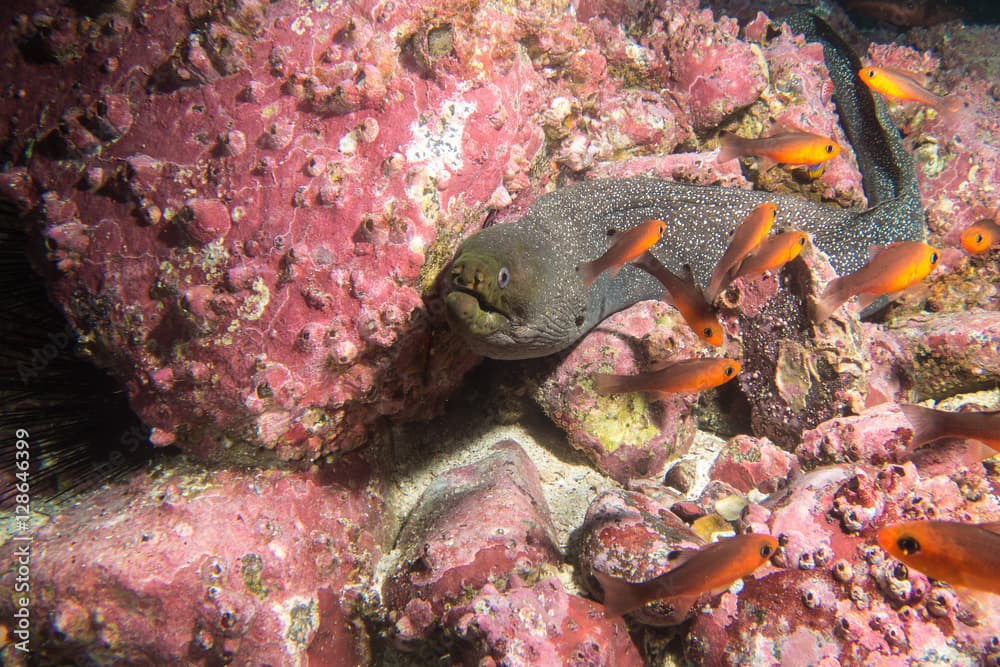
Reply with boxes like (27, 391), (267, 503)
(595, 534), (778, 617)
(632, 252), (724, 346)
(717, 131), (841, 168)
(878, 520), (1000, 593)
(705, 202), (777, 301)
(859, 66), (962, 114)
(960, 219), (1000, 254)
(732, 231), (810, 282)
(594, 357), (740, 397)
(813, 241), (940, 323)
(900, 403), (1000, 453)
(577, 218), (667, 289)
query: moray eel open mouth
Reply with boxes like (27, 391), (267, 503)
(445, 252), (513, 338)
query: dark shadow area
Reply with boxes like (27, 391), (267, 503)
(0, 196), (177, 508)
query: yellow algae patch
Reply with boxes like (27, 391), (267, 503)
(238, 276), (270, 321)
(583, 392), (661, 454)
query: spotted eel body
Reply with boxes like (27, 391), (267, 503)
(444, 13), (924, 360)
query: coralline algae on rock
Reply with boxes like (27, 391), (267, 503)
(0, 457), (385, 665)
(0, 0), (559, 461)
(382, 441), (562, 644)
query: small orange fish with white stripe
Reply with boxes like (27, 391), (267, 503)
(732, 231), (810, 282)
(705, 202), (777, 301)
(594, 357), (740, 397)
(878, 520), (1000, 593)
(632, 252), (724, 346)
(717, 131), (841, 169)
(576, 218), (667, 289)
(859, 66), (962, 115)
(594, 533), (778, 618)
(813, 241), (940, 323)
(960, 219), (1000, 254)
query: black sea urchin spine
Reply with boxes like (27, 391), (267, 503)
(0, 197), (165, 508)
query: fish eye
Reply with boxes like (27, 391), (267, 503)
(703, 327), (714, 338)
(930, 252), (939, 264)
(724, 365), (735, 376)
(866, 69), (876, 79)
(975, 233), (984, 244)
(825, 144), (834, 154)
(667, 549), (684, 561)
(760, 545), (773, 558)
(497, 266), (510, 288)
(897, 536), (920, 555)
(798, 236), (806, 246)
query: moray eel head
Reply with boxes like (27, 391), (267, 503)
(445, 223), (583, 359)
(446, 248), (513, 338)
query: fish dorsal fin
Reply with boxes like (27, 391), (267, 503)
(664, 547), (700, 570)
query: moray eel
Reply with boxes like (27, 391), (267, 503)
(445, 13), (924, 360)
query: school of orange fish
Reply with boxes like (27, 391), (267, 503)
(579, 64), (1000, 617)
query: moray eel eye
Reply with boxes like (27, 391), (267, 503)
(497, 266), (510, 289)
(760, 544), (773, 558)
(897, 536), (920, 555)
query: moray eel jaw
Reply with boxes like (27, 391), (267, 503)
(444, 225), (590, 359)
(446, 249), (513, 336)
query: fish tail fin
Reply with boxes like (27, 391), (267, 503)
(576, 259), (600, 290)
(593, 373), (626, 395)
(717, 133), (743, 163)
(813, 277), (848, 323)
(704, 271), (724, 303)
(941, 95), (964, 116)
(607, 264), (623, 280)
(593, 570), (644, 618)
(899, 403), (945, 450)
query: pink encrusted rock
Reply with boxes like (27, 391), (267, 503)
(653, 1), (768, 131)
(446, 577), (643, 667)
(708, 434), (799, 494)
(382, 441), (562, 643)
(885, 310), (1000, 401)
(578, 489), (710, 626)
(0, 456), (385, 665)
(864, 35), (1000, 251)
(796, 403), (912, 468)
(182, 198), (232, 245)
(686, 458), (1000, 665)
(536, 302), (718, 484)
(1, 0), (564, 461)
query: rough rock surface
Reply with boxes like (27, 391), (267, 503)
(536, 303), (714, 484)
(446, 577), (643, 666)
(0, 457), (385, 665)
(3, 0), (1000, 664)
(577, 488), (714, 626)
(687, 442), (1000, 665)
(381, 440), (562, 644)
